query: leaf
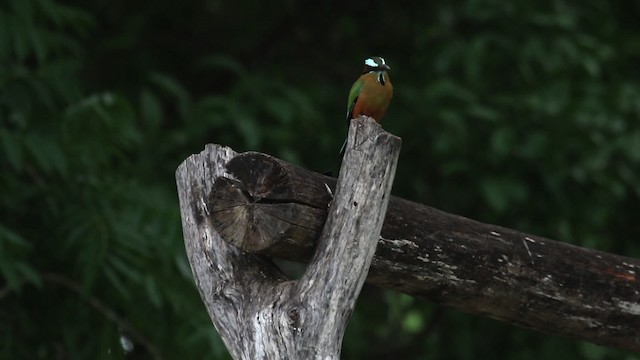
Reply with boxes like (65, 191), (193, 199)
(480, 177), (527, 213)
(0, 10), (11, 60)
(14, 261), (42, 288)
(23, 133), (68, 175)
(149, 73), (191, 119)
(234, 115), (261, 148)
(0, 261), (21, 291)
(579, 341), (608, 360)
(402, 310), (424, 333)
(490, 127), (515, 158)
(175, 253), (192, 280)
(103, 266), (131, 300)
(0, 223), (30, 248)
(139, 89), (163, 128)
(9, 16), (29, 61)
(10, 0), (34, 19)
(144, 276), (162, 308)
(0, 129), (23, 171)
(27, 22), (47, 63)
(108, 255), (141, 283)
(35, 0), (62, 26)
(197, 55), (246, 77)
(263, 96), (294, 124)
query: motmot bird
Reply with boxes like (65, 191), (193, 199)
(340, 56), (393, 155)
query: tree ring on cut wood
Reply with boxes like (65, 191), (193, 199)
(208, 153), (328, 258)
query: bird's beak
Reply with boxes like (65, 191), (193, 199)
(380, 64), (391, 71)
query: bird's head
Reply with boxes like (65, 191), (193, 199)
(362, 56), (390, 74)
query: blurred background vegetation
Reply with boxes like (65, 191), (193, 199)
(1, 0), (639, 358)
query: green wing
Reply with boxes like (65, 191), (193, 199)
(346, 78), (364, 124)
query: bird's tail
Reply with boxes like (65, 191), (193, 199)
(339, 138), (347, 157)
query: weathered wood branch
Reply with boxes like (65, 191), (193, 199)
(176, 117), (401, 359)
(208, 136), (640, 352)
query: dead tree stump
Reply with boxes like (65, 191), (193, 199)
(176, 117), (401, 359)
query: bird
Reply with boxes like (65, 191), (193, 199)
(340, 56), (393, 156)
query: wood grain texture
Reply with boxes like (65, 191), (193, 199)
(207, 135), (640, 352)
(176, 117), (401, 359)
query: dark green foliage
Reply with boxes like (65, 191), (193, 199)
(0, 0), (638, 358)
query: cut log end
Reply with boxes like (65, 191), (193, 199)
(209, 153), (332, 256)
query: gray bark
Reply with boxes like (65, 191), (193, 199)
(176, 117), (401, 359)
